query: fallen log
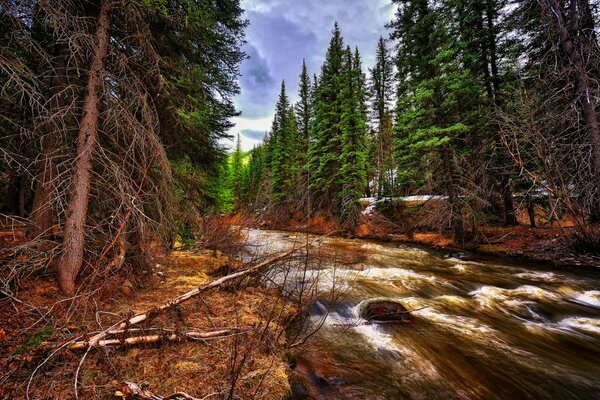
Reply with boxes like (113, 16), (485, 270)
(68, 328), (245, 350)
(114, 380), (202, 399)
(85, 248), (298, 348)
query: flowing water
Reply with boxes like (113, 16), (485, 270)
(247, 230), (600, 400)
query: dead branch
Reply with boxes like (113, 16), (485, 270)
(85, 248), (299, 348)
(113, 381), (203, 400)
(68, 328), (247, 350)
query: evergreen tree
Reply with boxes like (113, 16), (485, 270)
(392, 0), (485, 243)
(369, 36), (395, 197)
(337, 47), (369, 226)
(308, 23), (345, 208)
(230, 134), (245, 209)
(269, 81), (299, 204)
(244, 145), (267, 207)
(295, 60), (314, 209)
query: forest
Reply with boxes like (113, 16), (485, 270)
(1, 0), (599, 399)
(228, 0), (600, 254)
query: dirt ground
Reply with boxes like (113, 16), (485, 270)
(0, 249), (296, 399)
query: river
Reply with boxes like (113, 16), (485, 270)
(246, 230), (600, 400)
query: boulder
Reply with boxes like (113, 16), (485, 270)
(359, 300), (412, 323)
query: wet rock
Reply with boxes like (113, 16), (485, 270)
(359, 300), (412, 323)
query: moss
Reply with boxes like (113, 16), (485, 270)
(13, 326), (53, 355)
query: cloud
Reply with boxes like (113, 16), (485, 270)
(241, 129), (266, 141)
(237, 44), (277, 119)
(229, 0), (397, 147)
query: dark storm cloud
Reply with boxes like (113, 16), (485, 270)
(238, 44), (277, 119)
(241, 129), (266, 141)
(230, 0), (396, 148)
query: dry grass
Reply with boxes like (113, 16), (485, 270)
(0, 250), (296, 399)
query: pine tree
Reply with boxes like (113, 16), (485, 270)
(392, 0), (485, 243)
(308, 23), (345, 208)
(369, 37), (395, 197)
(337, 47), (369, 226)
(244, 145), (267, 207)
(269, 81), (291, 200)
(230, 134), (245, 209)
(295, 60), (314, 209)
(269, 81), (299, 205)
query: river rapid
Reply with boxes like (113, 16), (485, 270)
(246, 230), (600, 400)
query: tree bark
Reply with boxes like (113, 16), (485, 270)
(545, 0), (600, 220)
(57, 0), (111, 295)
(501, 175), (518, 226)
(525, 193), (537, 228)
(443, 148), (465, 244)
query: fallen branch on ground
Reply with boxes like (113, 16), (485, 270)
(84, 247), (299, 348)
(67, 328), (247, 350)
(113, 381), (203, 400)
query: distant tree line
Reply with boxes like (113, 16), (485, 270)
(232, 0), (600, 244)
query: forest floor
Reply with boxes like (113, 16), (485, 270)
(0, 247), (295, 399)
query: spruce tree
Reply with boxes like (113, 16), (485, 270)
(295, 60), (313, 209)
(369, 37), (395, 197)
(308, 23), (345, 208)
(392, 0), (484, 243)
(270, 81), (291, 201)
(337, 47), (369, 226)
(230, 134), (245, 209)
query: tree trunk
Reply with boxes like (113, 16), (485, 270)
(443, 148), (465, 244)
(2, 170), (21, 214)
(525, 194), (536, 228)
(501, 175), (518, 226)
(57, 0), (111, 295)
(29, 41), (70, 238)
(546, 0), (600, 221)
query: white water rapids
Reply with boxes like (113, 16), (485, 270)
(245, 230), (600, 399)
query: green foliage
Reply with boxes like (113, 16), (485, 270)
(369, 36), (396, 197)
(308, 23), (345, 204)
(337, 47), (369, 226)
(268, 81), (299, 203)
(13, 326), (53, 355)
(230, 134), (245, 209)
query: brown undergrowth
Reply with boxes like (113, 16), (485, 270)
(253, 202), (599, 268)
(0, 249), (296, 399)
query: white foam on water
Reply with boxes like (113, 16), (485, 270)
(360, 267), (442, 290)
(451, 264), (468, 272)
(469, 285), (561, 310)
(513, 285), (561, 301)
(414, 308), (494, 336)
(445, 258), (485, 266)
(354, 323), (399, 350)
(559, 317), (600, 335)
(574, 290), (600, 308)
(515, 271), (560, 282)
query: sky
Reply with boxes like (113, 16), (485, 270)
(226, 0), (397, 151)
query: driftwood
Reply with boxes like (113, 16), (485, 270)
(83, 248), (298, 348)
(68, 328), (245, 350)
(113, 381), (202, 399)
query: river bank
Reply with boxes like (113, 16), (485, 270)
(254, 212), (600, 269)
(0, 248), (295, 399)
